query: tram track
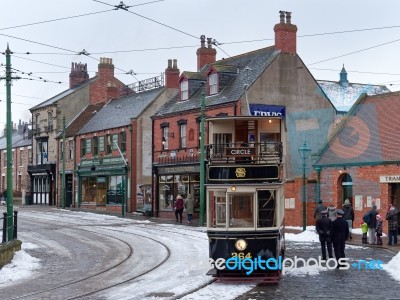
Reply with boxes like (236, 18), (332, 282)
(11, 214), (172, 299)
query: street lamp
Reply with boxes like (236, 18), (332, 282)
(298, 141), (311, 231)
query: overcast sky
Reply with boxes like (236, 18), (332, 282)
(1, 0), (400, 131)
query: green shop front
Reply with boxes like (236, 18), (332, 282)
(77, 157), (128, 212)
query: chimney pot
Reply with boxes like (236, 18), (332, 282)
(279, 10), (285, 23)
(285, 11), (292, 24)
(207, 38), (213, 48)
(173, 59), (177, 69)
(200, 35), (206, 48)
(168, 59), (172, 69)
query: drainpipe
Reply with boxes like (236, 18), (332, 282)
(315, 166), (321, 203)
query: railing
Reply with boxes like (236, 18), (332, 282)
(154, 147), (201, 165)
(1, 211), (18, 243)
(207, 142), (282, 164)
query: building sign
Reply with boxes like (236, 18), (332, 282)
(226, 147), (256, 157)
(208, 165), (279, 182)
(250, 104), (286, 117)
(158, 165), (200, 175)
(380, 175), (400, 183)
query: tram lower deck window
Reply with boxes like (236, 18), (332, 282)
(258, 190), (276, 227)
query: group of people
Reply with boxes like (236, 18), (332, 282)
(314, 198), (399, 266)
(173, 194), (195, 224)
(315, 200), (349, 265)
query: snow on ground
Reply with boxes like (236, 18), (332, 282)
(0, 210), (398, 299)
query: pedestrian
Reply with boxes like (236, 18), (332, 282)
(375, 211), (383, 245)
(360, 221), (368, 244)
(331, 209), (349, 267)
(174, 194), (184, 223)
(386, 204), (398, 246)
(342, 198), (354, 239)
(314, 200), (327, 221)
(316, 209), (333, 261)
(184, 194), (195, 224)
(2, 189), (7, 201)
(365, 205), (378, 245)
(327, 205), (337, 222)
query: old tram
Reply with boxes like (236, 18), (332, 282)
(206, 115), (286, 281)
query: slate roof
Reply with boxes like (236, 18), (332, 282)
(316, 81), (390, 113)
(156, 46), (279, 116)
(78, 87), (165, 134)
(0, 133), (30, 150)
(29, 78), (96, 111)
(59, 103), (106, 138)
(315, 91), (400, 167)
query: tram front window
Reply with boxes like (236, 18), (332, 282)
(258, 190), (276, 227)
(229, 194), (254, 228)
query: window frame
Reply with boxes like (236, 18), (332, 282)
(209, 73), (218, 95)
(180, 80), (188, 100)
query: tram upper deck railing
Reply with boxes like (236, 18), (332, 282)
(207, 142), (282, 164)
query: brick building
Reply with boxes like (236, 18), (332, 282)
(314, 92), (400, 234)
(152, 12), (337, 221)
(28, 58), (126, 206)
(0, 121), (32, 202)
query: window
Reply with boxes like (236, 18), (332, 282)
(180, 80), (188, 100)
(120, 131), (126, 152)
(85, 139), (92, 154)
(162, 127), (169, 150)
(68, 141), (74, 159)
(81, 138), (86, 157)
(258, 190), (276, 227)
(47, 111), (53, 131)
(99, 136), (105, 153)
(229, 194), (254, 228)
(93, 136), (98, 156)
(112, 134), (118, 150)
(36, 140), (48, 164)
(209, 73), (218, 95)
(106, 135), (112, 154)
(180, 124), (186, 148)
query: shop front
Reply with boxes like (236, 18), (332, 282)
(77, 157), (128, 213)
(27, 163), (56, 206)
(154, 164), (200, 218)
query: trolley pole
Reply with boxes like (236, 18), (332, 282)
(61, 115), (66, 209)
(199, 91), (206, 226)
(5, 45), (14, 241)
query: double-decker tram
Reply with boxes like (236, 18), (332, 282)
(206, 116), (286, 282)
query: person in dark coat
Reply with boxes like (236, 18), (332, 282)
(314, 200), (327, 222)
(342, 199), (354, 239)
(331, 209), (349, 267)
(174, 194), (184, 223)
(316, 209), (333, 261)
(367, 205), (378, 245)
(386, 204), (398, 246)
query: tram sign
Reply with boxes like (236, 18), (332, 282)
(226, 147), (256, 157)
(208, 165), (280, 182)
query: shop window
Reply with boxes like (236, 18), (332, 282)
(107, 175), (124, 204)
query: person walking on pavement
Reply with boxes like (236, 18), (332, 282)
(331, 209), (349, 267)
(386, 204), (398, 246)
(342, 199), (354, 239)
(366, 205), (378, 245)
(316, 209), (333, 261)
(314, 200), (327, 222)
(174, 194), (184, 223)
(184, 194), (195, 224)
(375, 212), (383, 245)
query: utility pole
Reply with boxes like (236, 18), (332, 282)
(2, 45), (20, 241)
(199, 91), (205, 226)
(113, 141), (127, 217)
(61, 115), (66, 209)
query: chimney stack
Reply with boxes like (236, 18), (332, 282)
(196, 35), (216, 71)
(107, 81), (119, 99)
(98, 57), (114, 79)
(165, 59), (180, 89)
(274, 11), (297, 54)
(69, 62), (89, 88)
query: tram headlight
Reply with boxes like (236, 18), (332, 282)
(235, 239), (247, 251)
(231, 186), (236, 192)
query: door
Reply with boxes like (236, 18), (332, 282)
(66, 175), (73, 207)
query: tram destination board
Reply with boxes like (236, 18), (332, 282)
(208, 165), (279, 183)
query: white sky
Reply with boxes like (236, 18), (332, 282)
(2, 0), (400, 131)
(0, 210), (399, 299)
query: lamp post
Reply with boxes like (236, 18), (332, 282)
(298, 141), (311, 231)
(199, 91), (205, 226)
(61, 115), (66, 209)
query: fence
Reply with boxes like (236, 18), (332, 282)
(1, 211), (18, 243)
